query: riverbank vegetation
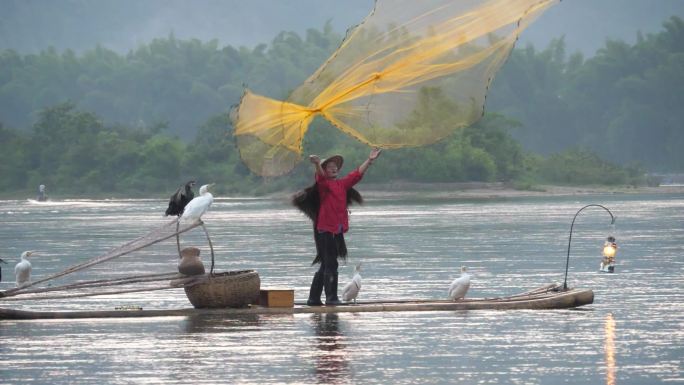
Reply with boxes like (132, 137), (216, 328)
(1, 17), (681, 197)
(0, 102), (648, 197)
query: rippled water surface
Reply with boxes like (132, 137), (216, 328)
(0, 193), (682, 384)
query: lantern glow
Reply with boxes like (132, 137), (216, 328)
(600, 236), (618, 273)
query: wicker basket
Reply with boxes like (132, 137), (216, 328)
(184, 270), (260, 309)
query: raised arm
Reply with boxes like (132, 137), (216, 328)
(359, 148), (382, 175)
(309, 155), (325, 177)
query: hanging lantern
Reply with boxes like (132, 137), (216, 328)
(600, 236), (618, 273)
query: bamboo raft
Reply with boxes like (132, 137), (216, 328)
(0, 220), (594, 320)
(0, 285), (593, 320)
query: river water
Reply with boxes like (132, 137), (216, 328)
(0, 193), (682, 384)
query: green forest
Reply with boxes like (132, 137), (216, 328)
(1, 17), (681, 197)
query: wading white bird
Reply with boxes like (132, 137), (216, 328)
(180, 184), (214, 221)
(448, 266), (471, 301)
(342, 263), (362, 304)
(15, 251), (36, 288)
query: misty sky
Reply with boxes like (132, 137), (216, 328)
(0, 0), (683, 56)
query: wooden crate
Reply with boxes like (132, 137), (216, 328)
(259, 289), (294, 308)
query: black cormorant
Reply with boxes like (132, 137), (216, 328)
(165, 180), (196, 216)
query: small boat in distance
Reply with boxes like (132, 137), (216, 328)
(36, 184), (49, 202)
(27, 185), (50, 203)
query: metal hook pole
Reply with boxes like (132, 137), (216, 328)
(563, 204), (615, 290)
(175, 219), (182, 258)
(200, 222), (216, 276)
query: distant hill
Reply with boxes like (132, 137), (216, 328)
(1, 0), (682, 56)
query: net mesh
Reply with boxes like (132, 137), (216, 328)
(1, 219), (203, 299)
(233, 0), (559, 176)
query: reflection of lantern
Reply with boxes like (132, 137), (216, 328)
(600, 236), (618, 273)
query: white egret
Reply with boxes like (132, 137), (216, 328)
(448, 266), (471, 301)
(180, 184), (214, 221)
(15, 251), (36, 288)
(341, 263), (362, 304)
(165, 180), (196, 216)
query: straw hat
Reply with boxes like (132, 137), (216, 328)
(321, 154), (344, 170)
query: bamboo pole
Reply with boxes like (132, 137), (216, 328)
(0, 285), (178, 301)
(1, 218), (202, 298)
(0, 288), (594, 319)
(4, 272), (183, 296)
(1, 274), (212, 302)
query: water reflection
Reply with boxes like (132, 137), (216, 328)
(310, 313), (349, 384)
(182, 314), (261, 333)
(604, 313), (616, 385)
(1, 196), (683, 384)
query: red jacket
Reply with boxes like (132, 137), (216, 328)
(315, 169), (363, 234)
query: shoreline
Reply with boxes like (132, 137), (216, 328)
(358, 182), (684, 200)
(2, 183), (682, 201)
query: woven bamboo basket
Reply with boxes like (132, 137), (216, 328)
(184, 270), (260, 308)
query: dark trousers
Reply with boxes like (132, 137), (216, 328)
(315, 231), (345, 274)
(308, 230), (346, 305)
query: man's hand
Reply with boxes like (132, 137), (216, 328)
(359, 148), (381, 175)
(309, 155), (321, 164)
(369, 148), (382, 161)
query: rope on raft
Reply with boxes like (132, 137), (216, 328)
(0, 274), (210, 302)
(0, 218), (204, 298)
(1, 285), (179, 302)
(3, 272), (183, 296)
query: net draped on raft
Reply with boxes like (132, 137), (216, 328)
(232, 0), (559, 176)
(0, 219), (205, 301)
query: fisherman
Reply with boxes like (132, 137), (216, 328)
(36, 185), (48, 202)
(295, 148), (381, 306)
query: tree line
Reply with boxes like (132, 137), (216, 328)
(487, 16), (683, 171)
(0, 101), (646, 197)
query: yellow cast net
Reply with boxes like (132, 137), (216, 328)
(232, 0), (559, 176)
